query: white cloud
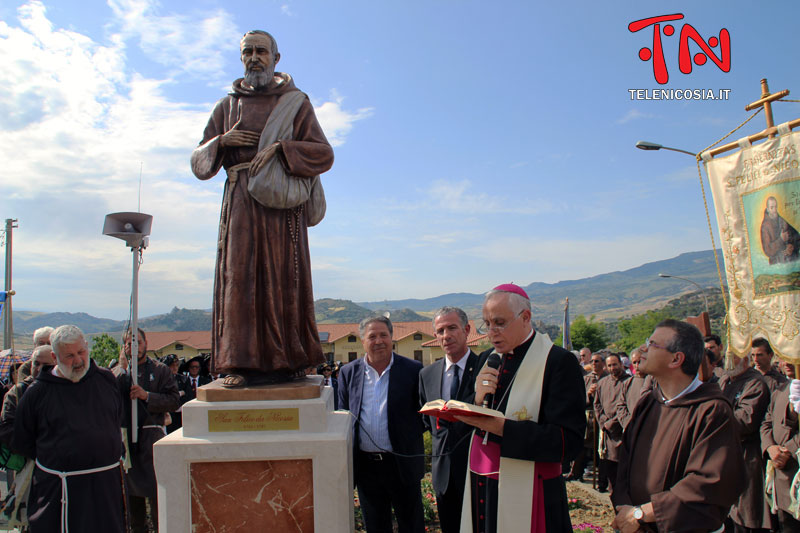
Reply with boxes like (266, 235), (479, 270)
(382, 179), (561, 216)
(313, 90), (373, 147)
(106, 0), (239, 82)
(0, 1), (369, 317)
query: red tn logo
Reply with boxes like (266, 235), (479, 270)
(629, 13), (731, 85)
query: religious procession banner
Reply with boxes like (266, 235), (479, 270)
(702, 122), (800, 363)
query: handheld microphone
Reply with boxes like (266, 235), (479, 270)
(482, 353), (502, 409)
(482, 353), (502, 445)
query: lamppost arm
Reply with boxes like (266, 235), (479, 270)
(635, 141), (697, 158)
(658, 273), (710, 316)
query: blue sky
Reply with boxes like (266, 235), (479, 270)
(2, 0), (799, 319)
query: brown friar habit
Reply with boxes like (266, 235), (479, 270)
(616, 374), (654, 431)
(613, 382), (746, 532)
(191, 73), (333, 375)
(584, 371), (606, 407)
(761, 385), (800, 514)
(759, 367), (788, 395)
(12, 362), (125, 533)
(117, 357), (179, 498)
(719, 366), (771, 529)
(594, 372), (629, 462)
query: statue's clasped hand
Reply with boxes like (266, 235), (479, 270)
(249, 142), (281, 175)
(219, 128), (260, 148)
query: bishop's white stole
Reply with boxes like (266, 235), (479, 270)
(460, 332), (552, 533)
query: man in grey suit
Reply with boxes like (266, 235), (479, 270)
(419, 307), (478, 533)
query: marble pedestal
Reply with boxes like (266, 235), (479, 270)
(153, 376), (353, 532)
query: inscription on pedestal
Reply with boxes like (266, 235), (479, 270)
(208, 408), (300, 432)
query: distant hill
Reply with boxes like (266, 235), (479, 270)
(358, 249), (725, 323)
(377, 308), (427, 322)
(11, 307), (212, 336)
(315, 299), (373, 323)
(139, 307), (212, 331)
(14, 311), (124, 335)
(7, 249), (725, 335)
(314, 299), (427, 323)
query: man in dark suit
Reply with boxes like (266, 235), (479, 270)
(186, 357), (211, 398)
(418, 306), (477, 533)
(319, 363), (339, 409)
(338, 316), (425, 533)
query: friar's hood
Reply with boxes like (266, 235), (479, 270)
(655, 380), (731, 408)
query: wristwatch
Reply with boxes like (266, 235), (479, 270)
(633, 506), (645, 523)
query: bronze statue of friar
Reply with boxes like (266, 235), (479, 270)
(191, 30), (333, 388)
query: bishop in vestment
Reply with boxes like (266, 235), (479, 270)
(455, 284), (585, 532)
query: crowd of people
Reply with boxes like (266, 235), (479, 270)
(336, 284), (800, 533)
(564, 330), (799, 533)
(0, 284), (797, 533)
(0, 324), (346, 532)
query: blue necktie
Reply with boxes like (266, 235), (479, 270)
(449, 365), (461, 401)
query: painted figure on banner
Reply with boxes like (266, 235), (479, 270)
(760, 195), (800, 265)
(191, 30), (334, 388)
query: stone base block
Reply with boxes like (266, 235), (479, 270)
(154, 387), (353, 532)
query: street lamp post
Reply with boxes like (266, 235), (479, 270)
(635, 141), (697, 157)
(658, 273), (710, 316)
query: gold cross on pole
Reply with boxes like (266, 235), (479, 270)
(706, 78), (798, 158)
(744, 78), (790, 136)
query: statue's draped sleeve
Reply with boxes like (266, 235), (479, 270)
(191, 99), (231, 181)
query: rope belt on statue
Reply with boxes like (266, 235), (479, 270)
(220, 162), (251, 248)
(142, 424), (167, 435)
(35, 458), (122, 533)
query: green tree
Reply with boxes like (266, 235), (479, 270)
(570, 314), (608, 352)
(616, 310), (672, 352)
(90, 333), (121, 368)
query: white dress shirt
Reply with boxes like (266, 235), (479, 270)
(358, 354), (394, 453)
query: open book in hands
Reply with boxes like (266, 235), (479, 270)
(419, 399), (504, 423)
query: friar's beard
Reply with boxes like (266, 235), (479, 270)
(244, 64), (275, 90)
(57, 359), (89, 383)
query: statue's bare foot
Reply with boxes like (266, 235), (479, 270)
(219, 368), (313, 388)
(221, 374), (246, 388)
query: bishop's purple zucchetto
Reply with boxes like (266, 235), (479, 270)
(492, 283), (529, 300)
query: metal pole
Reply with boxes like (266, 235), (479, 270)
(592, 413), (597, 490)
(4, 219), (18, 351)
(131, 245), (140, 444)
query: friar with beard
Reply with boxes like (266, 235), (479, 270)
(761, 195), (800, 264)
(191, 30), (334, 388)
(12, 325), (126, 533)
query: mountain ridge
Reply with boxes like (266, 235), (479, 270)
(7, 249), (724, 335)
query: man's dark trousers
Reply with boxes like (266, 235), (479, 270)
(356, 450), (424, 533)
